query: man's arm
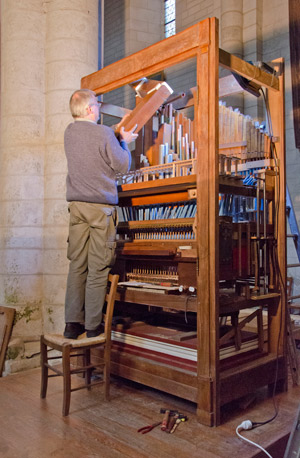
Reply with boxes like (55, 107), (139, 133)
(104, 123), (138, 175)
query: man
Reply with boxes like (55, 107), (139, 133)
(63, 89), (138, 339)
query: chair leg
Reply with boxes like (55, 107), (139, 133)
(40, 336), (48, 399)
(103, 344), (111, 401)
(84, 348), (92, 389)
(62, 345), (71, 416)
(231, 313), (242, 350)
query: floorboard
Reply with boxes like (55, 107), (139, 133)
(0, 367), (299, 458)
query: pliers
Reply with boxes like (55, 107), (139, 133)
(137, 421), (161, 434)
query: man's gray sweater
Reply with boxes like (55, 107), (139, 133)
(64, 120), (131, 205)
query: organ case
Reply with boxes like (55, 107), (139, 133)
(81, 17), (287, 426)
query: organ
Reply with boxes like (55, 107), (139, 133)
(81, 17), (287, 426)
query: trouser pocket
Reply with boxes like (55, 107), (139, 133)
(105, 241), (117, 266)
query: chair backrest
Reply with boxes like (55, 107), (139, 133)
(104, 274), (119, 340)
(0, 306), (15, 376)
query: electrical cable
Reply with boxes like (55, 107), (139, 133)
(235, 85), (286, 436)
(236, 423), (273, 457)
(254, 87), (284, 428)
(184, 294), (196, 323)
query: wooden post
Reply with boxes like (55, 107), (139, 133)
(267, 59), (287, 366)
(196, 17), (219, 426)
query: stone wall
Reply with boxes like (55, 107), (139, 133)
(102, 0), (163, 126)
(0, 0), (99, 374)
(0, 0), (46, 373)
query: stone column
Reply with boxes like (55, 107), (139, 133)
(221, 0), (243, 57)
(220, 0), (244, 111)
(124, 0), (163, 56)
(0, 0), (99, 374)
(243, 0), (263, 120)
(0, 0), (45, 372)
(43, 0), (99, 335)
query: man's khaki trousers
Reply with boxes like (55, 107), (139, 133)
(65, 201), (117, 331)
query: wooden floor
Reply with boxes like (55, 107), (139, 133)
(0, 366), (299, 458)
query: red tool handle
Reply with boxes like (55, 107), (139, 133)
(161, 410), (170, 431)
(165, 415), (177, 433)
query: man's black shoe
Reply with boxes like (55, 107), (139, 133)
(86, 323), (105, 338)
(64, 322), (85, 339)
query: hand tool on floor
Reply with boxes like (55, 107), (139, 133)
(165, 412), (188, 433)
(165, 413), (178, 433)
(170, 415), (188, 434)
(137, 421), (161, 434)
(160, 409), (170, 431)
(160, 408), (180, 431)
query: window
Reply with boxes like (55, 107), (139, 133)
(164, 0), (176, 38)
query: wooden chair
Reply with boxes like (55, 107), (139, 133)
(219, 307), (264, 352)
(40, 274), (119, 416)
(0, 306), (15, 376)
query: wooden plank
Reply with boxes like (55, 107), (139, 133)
(118, 191), (190, 206)
(220, 355), (286, 405)
(81, 20), (210, 94)
(115, 290), (197, 311)
(219, 48), (279, 91)
(119, 174), (196, 193)
(109, 351), (198, 402)
(115, 82), (173, 135)
(0, 306), (15, 376)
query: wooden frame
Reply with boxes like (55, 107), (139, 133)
(81, 18), (286, 426)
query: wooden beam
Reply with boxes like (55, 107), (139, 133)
(81, 20), (210, 94)
(219, 48), (279, 91)
(115, 82), (173, 135)
(99, 66), (278, 123)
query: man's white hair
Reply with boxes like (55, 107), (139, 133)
(69, 89), (96, 119)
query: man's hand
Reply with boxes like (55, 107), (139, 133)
(119, 124), (138, 144)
